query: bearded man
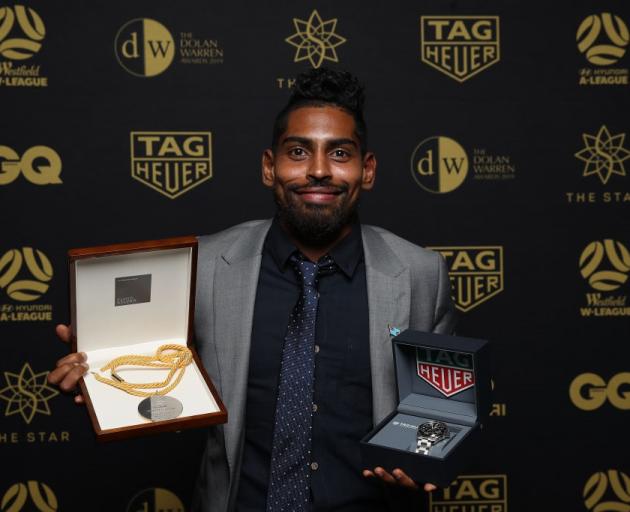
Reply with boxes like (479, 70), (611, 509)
(49, 68), (456, 512)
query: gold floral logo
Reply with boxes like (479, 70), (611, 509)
(0, 363), (58, 424)
(575, 126), (630, 184)
(285, 10), (346, 69)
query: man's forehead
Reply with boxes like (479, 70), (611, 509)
(281, 105), (358, 142)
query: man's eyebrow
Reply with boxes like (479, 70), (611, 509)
(280, 136), (358, 149)
(326, 138), (358, 148)
(281, 136), (312, 146)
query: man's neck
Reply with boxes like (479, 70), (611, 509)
(280, 221), (353, 263)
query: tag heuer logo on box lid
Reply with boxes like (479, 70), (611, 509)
(417, 347), (475, 397)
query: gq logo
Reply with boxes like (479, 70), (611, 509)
(115, 18), (174, 77)
(131, 132), (213, 199)
(421, 16), (500, 82)
(1, 481), (57, 512)
(577, 13), (629, 66)
(411, 136), (468, 193)
(429, 246), (503, 312)
(0, 248), (52, 301)
(429, 474), (508, 511)
(580, 240), (630, 291)
(583, 470), (630, 512)
(0, 146), (62, 185)
(570, 373), (630, 411)
(0, 5), (45, 60)
(126, 488), (184, 512)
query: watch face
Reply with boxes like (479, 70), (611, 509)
(418, 420), (449, 439)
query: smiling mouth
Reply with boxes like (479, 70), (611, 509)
(293, 187), (345, 204)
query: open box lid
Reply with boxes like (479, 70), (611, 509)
(393, 330), (491, 427)
(69, 236), (197, 354)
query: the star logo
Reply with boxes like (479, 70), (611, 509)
(285, 10), (346, 69)
(0, 363), (59, 424)
(575, 125), (630, 184)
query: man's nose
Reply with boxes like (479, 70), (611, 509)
(307, 150), (333, 180)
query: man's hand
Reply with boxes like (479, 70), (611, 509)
(47, 324), (88, 404)
(363, 467), (437, 492)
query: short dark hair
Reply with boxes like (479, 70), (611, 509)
(271, 68), (367, 154)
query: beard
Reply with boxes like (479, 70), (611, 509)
(274, 179), (358, 247)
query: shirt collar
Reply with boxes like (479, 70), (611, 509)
(265, 217), (364, 279)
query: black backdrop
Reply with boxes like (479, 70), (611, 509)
(2, 1), (629, 511)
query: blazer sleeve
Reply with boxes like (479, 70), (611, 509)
(432, 252), (458, 335)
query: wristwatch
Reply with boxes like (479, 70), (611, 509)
(416, 420), (449, 455)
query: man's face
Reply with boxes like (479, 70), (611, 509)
(262, 105), (376, 244)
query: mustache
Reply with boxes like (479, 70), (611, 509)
(288, 178), (349, 194)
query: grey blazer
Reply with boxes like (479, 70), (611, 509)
(192, 220), (456, 512)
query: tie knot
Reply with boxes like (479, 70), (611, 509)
(290, 253), (336, 288)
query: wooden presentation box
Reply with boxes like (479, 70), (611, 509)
(69, 236), (226, 441)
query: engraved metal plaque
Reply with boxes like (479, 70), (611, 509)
(138, 395), (183, 422)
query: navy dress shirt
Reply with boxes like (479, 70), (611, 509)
(235, 218), (392, 511)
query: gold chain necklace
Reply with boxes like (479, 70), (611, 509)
(92, 344), (192, 397)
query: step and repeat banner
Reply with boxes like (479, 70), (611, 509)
(2, 1), (629, 511)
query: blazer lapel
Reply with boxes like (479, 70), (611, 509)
(213, 220), (272, 478)
(361, 226), (411, 424)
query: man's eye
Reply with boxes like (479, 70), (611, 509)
(289, 148), (306, 157)
(333, 149), (349, 158)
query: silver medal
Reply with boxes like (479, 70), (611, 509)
(138, 395), (183, 422)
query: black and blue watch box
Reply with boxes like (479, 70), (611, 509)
(360, 329), (491, 487)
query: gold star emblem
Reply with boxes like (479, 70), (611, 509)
(285, 10), (347, 69)
(575, 125), (630, 185)
(0, 363), (59, 424)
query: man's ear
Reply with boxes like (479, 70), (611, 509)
(361, 152), (377, 190)
(262, 149), (275, 188)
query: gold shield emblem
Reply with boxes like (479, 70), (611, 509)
(429, 246), (504, 312)
(420, 16), (500, 82)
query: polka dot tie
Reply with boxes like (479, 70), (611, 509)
(266, 253), (336, 512)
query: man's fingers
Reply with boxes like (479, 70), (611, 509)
(48, 363), (75, 385)
(59, 365), (88, 392)
(48, 363), (87, 392)
(374, 467), (397, 485)
(365, 468), (432, 492)
(55, 324), (72, 343)
(55, 351), (86, 368)
(49, 359), (85, 385)
(392, 469), (419, 490)
(50, 324), (86, 405)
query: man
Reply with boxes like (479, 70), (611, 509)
(49, 68), (456, 511)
